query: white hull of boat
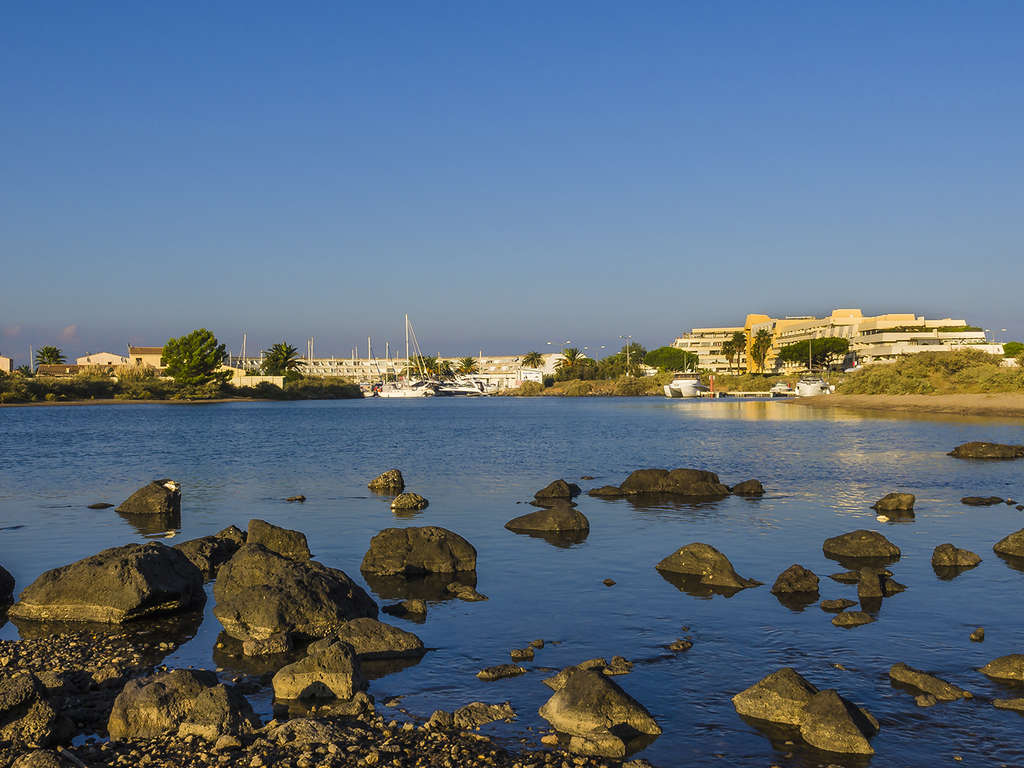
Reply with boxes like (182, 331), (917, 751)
(377, 382), (435, 398)
(664, 377), (710, 398)
(795, 378), (832, 397)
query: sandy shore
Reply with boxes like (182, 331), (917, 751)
(794, 393), (1024, 419)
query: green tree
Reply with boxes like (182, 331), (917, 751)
(1003, 341), (1024, 358)
(750, 329), (774, 373)
(556, 347), (584, 369)
(730, 331), (747, 372)
(776, 337), (850, 370)
(35, 346), (65, 366)
(161, 329), (231, 386)
(457, 357), (479, 375)
(262, 342), (303, 376)
(521, 351), (543, 369)
(720, 338), (736, 373)
(644, 346), (698, 372)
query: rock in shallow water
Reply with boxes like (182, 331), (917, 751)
(534, 479), (581, 500)
(931, 543), (982, 568)
(174, 525), (246, 580)
(832, 611), (875, 628)
(360, 526), (476, 576)
(0, 672), (70, 748)
(822, 530), (901, 565)
(889, 662), (971, 701)
(799, 689), (878, 755)
(730, 479), (765, 496)
(949, 441), (1024, 459)
(368, 469), (405, 492)
(115, 479), (181, 516)
(9, 542), (204, 624)
(656, 542), (761, 591)
(505, 503), (590, 533)
(0, 563), (13, 605)
(872, 492), (916, 513)
(962, 496), (1005, 506)
(980, 655), (1024, 682)
(620, 468), (730, 498)
(271, 640), (365, 701)
(770, 564), (819, 595)
(477, 664), (526, 681)
(732, 668), (817, 726)
(247, 519), (311, 561)
(391, 492), (429, 511)
(333, 617), (424, 660)
(994, 528), (1024, 558)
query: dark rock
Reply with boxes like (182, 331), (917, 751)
(174, 525), (246, 580)
(980, 655), (1024, 682)
(971, 627), (985, 642)
(799, 689), (878, 755)
(271, 640), (365, 700)
(0, 564), (13, 605)
(333, 617), (424, 659)
(889, 662), (971, 701)
(603, 578), (616, 587)
(446, 582), (488, 601)
(505, 503), (590, 533)
(732, 667), (818, 725)
(264, 717), (347, 744)
(771, 564), (819, 594)
(213, 544), (377, 653)
(931, 543), (982, 569)
(872, 492), (915, 512)
(668, 639), (693, 652)
(0, 672), (70, 748)
(655, 542), (761, 591)
(477, 665), (526, 681)
(994, 528), (1024, 558)
(731, 479), (765, 496)
(369, 469), (405, 492)
(87, 503), (114, 509)
(543, 660), (610, 691)
(510, 647), (534, 661)
(581, 475), (595, 480)
(116, 479), (181, 516)
(856, 568), (885, 600)
(362, 571), (477, 602)
(535, 479), (582, 500)
(285, 495), (305, 503)
(107, 669), (259, 740)
(530, 638), (545, 648)
(391, 492), (429, 511)
(605, 656), (633, 676)
(949, 442), (1024, 459)
(832, 612), (875, 628)
(962, 496), (1005, 506)
(360, 526), (476, 576)
(426, 709), (455, 729)
(9, 542), (204, 623)
(620, 468), (730, 498)
(916, 693), (938, 707)
(453, 701), (516, 729)
(994, 698), (1024, 712)
(1017, 505), (1024, 511)
(247, 519), (311, 561)
(381, 599), (427, 622)
(538, 669), (661, 758)
(822, 530), (901, 566)
(828, 571), (863, 584)
(588, 486), (626, 498)
(820, 598), (857, 612)
(11, 751), (63, 768)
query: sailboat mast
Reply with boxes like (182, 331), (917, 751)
(405, 314), (410, 377)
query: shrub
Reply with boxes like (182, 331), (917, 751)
(516, 382), (544, 396)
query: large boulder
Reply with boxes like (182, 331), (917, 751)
(360, 527), (476, 576)
(655, 543), (761, 591)
(247, 519), (310, 561)
(9, 542), (204, 623)
(534, 479), (581, 500)
(107, 669), (258, 741)
(368, 469), (405, 492)
(770, 565), (819, 595)
(994, 529), (1024, 558)
(390, 493), (429, 512)
(949, 442), (1024, 459)
(730, 479), (765, 496)
(116, 479), (181, 516)
(732, 668), (818, 726)
(980, 655), (1024, 683)
(889, 663), (971, 701)
(0, 672), (70, 748)
(620, 468), (730, 498)
(0, 564), (13, 605)
(271, 640), (365, 701)
(799, 689), (878, 755)
(538, 669), (661, 758)
(872, 493), (915, 513)
(213, 544), (377, 653)
(931, 543), (982, 569)
(822, 530), (901, 565)
(333, 617), (425, 660)
(174, 525), (246, 580)
(505, 504), (590, 533)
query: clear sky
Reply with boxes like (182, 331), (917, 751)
(2, 2), (1021, 364)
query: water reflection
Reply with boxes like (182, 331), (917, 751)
(506, 529), (589, 549)
(117, 510), (182, 537)
(657, 570), (749, 599)
(995, 553), (1024, 574)
(738, 715), (873, 768)
(773, 592), (820, 612)
(362, 572), (478, 602)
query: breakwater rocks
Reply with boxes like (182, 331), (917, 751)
(949, 441), (1024, 459)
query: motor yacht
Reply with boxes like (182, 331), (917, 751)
(663, 374), (710, 398)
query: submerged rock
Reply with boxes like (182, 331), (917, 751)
(962, 496), (1005, 507)
(108, 669), (259, 741)
(980, 655), (1024, 683)
(730, 479), (765, 496)
(505, 504), (590, 533)
(9, 542), (203, 623)
(87, 502), (114, 509)
(820, 598), (857, 612)
(271, 640), (365, 701)
(949, 442), (1024, 459)
(655, 542), (761, 591)
(116, 479), (181, 516)
(213, 544), (377, 653)
(477, 665), (526, 682)
(247, 519), (311, 561)
(174, 525), (246, 580)
(391, 492), (429, 511)
(534, 479), (582, 500)
(588, 486), (626, 498)
(538, 669), (661, 758)
(446, 582), (488, 601)
(368, 469), (405, 492)
(361, 526), (477, 576)
(872, 492), (916, 513)
(620, 468), (730, 498)
(832, 612), (875, 628)
(822, 530), (901, 565)
(889, 663), (971, 701)
(334, 617), (424, 659)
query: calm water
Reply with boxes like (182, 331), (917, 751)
(1, 398), (1023, 767)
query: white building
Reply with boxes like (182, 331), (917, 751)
(76, 352), (128, 366)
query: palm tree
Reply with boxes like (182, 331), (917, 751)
(262, 342), (303, 375)
(730, 331), (747, 372)
(457, 357), (479, 375)
(521, 351), (543, 369)
(35, 346), (65, 366)
(751, 329), (773, 373)
(556, 347), (584, 369)
(720, 339), (736, 373)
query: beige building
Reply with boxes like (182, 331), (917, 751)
(0, 355), (12, 374)
(128, 346), (164, 368)
(671, 327), (747, 372)
(76, 352), (128, 366)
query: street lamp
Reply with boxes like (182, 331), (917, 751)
(619, 335), (632, 376)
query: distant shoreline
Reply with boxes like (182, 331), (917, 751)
(0, 397), (270, 408)
(793, 393), (1024, 419)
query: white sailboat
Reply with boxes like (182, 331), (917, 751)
(376, 315), (436, 398)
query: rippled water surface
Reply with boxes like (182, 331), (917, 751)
(2, 398), (1023, 766)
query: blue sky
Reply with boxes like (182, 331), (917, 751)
(1, 2), (1021, 363)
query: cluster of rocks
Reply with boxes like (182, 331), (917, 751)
(587, 468), (763, 500)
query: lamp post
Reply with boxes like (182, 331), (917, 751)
(620, 335), (632, 376)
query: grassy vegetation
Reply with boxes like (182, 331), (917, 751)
(0, 370), (361, 404)
(837, 349), (1024, 394)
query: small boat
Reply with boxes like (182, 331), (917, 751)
(769, 381), (795, 397)
(664, 374), (709, 398)
(795, 376), (832, 397)
(377, 380), (436, 398)
(434, 378), (486, 396)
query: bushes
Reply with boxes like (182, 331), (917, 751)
(516, 382), (545, 396)
(838, 350), (1022, 395)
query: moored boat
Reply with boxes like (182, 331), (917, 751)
(664, 374), (709, 398)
